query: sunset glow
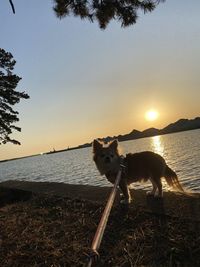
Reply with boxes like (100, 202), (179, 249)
(145, 110), (159, 121)
(0, 0), (199, 161)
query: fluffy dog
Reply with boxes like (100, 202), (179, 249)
(93, 139), (184, 204)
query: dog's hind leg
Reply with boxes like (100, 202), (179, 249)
(119, 179), (131, 204)
(154, 178), (163, 198)
(146, 178), (158, 196)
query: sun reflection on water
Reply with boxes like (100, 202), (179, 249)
(151, 135), (164, 156)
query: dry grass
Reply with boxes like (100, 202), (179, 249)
(0, 194), (200, 267)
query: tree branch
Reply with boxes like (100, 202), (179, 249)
(9, 0), (15, 14)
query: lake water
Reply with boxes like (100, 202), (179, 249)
(0, 129), (200, 192)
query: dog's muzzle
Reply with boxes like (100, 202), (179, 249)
(104, 157), (111, 164)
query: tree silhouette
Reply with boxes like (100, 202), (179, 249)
(53, 0), (165, 29)
(0, 48), (29, 145)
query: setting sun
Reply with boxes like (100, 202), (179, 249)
(145, 110), (159, 121)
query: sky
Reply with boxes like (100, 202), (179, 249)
(0, 0), (200, 160)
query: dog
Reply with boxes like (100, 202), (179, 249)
(93, 139), (184, 204)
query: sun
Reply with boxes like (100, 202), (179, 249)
(145, 109), (159, 121)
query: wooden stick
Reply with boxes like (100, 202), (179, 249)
(87, 169), (122, 267)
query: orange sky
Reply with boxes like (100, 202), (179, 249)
(0, 0), (200, 160)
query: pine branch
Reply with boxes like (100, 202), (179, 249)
(9, 0), (15, 14)
(53, 0), (166, 29)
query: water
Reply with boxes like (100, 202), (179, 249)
(0, 129), (200, 192)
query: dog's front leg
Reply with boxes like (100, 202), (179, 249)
(119, 179), (131, 204)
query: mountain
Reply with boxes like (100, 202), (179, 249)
(1, 117), (199, 163)
(44, 117), (199, 152)
(141, 127), (160, 137)
(161, 117), (200, 134)
(117, 129), (142, 142)
(92, 117), (200, 144)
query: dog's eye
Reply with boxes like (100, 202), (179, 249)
(110, 154), (114, 158)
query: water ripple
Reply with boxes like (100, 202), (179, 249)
(0, 129), (200, 192)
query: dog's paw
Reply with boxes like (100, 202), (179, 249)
(154, 191), (163, 198)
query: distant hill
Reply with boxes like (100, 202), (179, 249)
(87, 117), (200, 145)
(1, 117), (200, 163)
(161, 117), (200, 134)
(63, 117), (200, 150)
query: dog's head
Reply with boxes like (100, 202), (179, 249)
(92, 139), (120, 175)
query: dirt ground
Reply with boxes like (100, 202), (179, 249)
(0, 181), (200, 267)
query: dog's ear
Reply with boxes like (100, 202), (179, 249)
(109, 139), (118, 151)
(93, 139), (102, 153)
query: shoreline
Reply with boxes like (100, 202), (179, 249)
(1, 180), (200, 218)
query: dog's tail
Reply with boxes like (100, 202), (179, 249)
(164, 165), (184, 192)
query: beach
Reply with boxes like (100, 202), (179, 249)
(0, 181), (200, 267)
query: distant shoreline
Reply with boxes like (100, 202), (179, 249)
(0, 127), (199, 164)
(0, 145), (84, 164)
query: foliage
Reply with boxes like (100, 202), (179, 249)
(0, 48), (29, 145)
(53, 0), (165, 29)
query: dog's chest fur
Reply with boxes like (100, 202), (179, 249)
(105, 172), (119, 184)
